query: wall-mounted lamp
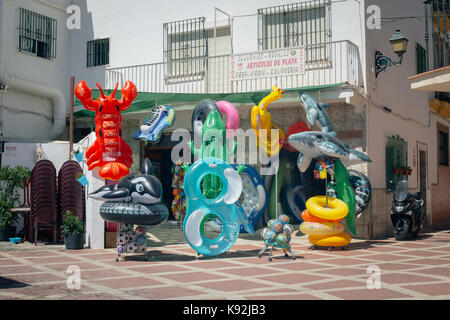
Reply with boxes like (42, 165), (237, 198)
(375, 29), (409, 78)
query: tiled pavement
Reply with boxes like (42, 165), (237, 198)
(0, 224), (449, 300)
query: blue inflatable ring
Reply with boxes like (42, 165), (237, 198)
(183, 157), (243, 256)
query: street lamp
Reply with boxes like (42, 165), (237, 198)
(375, 29), (409, 78)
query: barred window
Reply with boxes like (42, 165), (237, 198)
(87, 38), (110, 67)
(18, 8), (57, 59)
(163, 17), (208, 81)
(258, 0), (331, 62)
(439, 130), (449, 166)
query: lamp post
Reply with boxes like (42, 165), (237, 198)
(375, 29), (409, 78)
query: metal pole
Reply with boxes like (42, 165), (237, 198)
(69, 76), (75, 157)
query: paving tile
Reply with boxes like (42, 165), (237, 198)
(309, 267), (367, 277)
(304, 279), (365, 290)
(7, 250), (61, 258)
(0, 258), (23, 266)
(313, 257), (372, 266)
(256, 273), (327, 285)
(195, 279), (269, 292)
(264, 261), (329, 271)
(124, 285), (204, 299)
(418, 267), (450, 277)
(25, 256), (82, 264)
(162, 271), (229, 283)
(74, 253), (117, 261)
(404, 283), (450, 296)
(44, 262), (103, 272)
(0, 265), (42, 274)
(326, 288), (413, 300)
(94, 276), (165, 289)
(77, 269), (130, 280)
(59, 292), (122, 300)
(4, 283), (95, 297)
(244, 293), (322, 300)
(127, 264), (189, 274)
(406, 258), (450, 266)
(376, 272), (440, 285)
(183, 260), (240, 269)
(359, 253), (412, 262)
(216, 266), (273, 277)
(375, 263), (422, 271)
(5, 272), (65, 284)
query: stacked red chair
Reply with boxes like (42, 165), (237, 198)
(58, 160), (85, 239)
(30, 160), (58, 245)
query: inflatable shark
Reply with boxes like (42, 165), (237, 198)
(89, 158), (162, 204)
(288, 131), (372, 173)
(299, 92), (336, 137)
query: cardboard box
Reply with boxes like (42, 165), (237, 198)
(105, 231), (117, 248)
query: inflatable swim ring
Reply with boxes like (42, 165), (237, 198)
(308, 233), (351, 247)
(216, 101), (239, 139)
(191, 99), (221, 142)
(283, 185), (307, 222)
(299, 221), (344, 235)
(232, 164), (267, 233)
(301, 210), (339, 223)
(305, 196), (349, 221)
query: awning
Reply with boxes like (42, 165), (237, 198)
(74, 83), (347, 118)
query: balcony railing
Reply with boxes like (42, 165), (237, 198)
(105, 40), (360, 93)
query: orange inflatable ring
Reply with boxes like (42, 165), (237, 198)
(301, 210), (340, 223)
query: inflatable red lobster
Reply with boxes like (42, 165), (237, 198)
(75, 81), (137, 180)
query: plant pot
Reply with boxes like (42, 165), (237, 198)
(0, 226), (16, 242)
(406, 169), (412, 175)
(77, 175), (89, 187)
(64, 233), (85, 250)
(393, 168), (401, 175)
(74, 152), (83, 162)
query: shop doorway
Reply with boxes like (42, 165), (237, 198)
(419, 150), (427, 225)
(144, 147), (175, 220)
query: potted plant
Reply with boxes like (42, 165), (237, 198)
(73, 148), (83, 162)
(61, 210), (85, 250)
(393, 166), (401, 175)
(0, 166), (31, 241)
(405, 166), (412, 176)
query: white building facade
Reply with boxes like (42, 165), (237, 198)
(1, 0), (449, 241)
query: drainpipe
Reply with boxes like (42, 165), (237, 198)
(0, 73), (67, 141)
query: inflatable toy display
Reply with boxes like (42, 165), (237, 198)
(75, 81), (137, 180)
(299, 92), (336, 136)
(216, 101), (239, 139)
(183, 157), (245, 256)
(300, 196), (351, 249)
(132, 105), (176, 144)
(268, 156), (290, 220)
(171, 162), (186, 223)
(231, 164), (267, 233)
(284, 121), (311, 152)
(188, 110), (238, 199)
(287, 131), (372, 173)
(89, 158), (169, 226)
(258, 214), (296, 261)
(251, 86), (286, 157)
(283, 184), (307, 222)
(191, 99), (221, 143)
(327, 169), (372, 215)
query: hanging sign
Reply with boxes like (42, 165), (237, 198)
(230, 47), (305, 81)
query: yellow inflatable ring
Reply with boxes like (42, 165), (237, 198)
(308, 232), (351, 247)
(306, 196), (349, 221)
(299, 222), (344, 235)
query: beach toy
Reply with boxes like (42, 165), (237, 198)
(251, 86), (286, 157)
(183, 157), (243, 256)
(305, 196), (349, 221)
(216, 100), (240, 139)
(258, 214), (296, 261)
(74, 81), (137, 180)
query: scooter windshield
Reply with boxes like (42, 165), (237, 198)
(394, 180), (409, 202)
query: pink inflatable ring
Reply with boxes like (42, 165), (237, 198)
(216, 100), (239, 138)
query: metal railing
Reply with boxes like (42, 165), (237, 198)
(105, 40), (360, 94)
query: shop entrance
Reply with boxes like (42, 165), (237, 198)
(144, 146), (175, 220)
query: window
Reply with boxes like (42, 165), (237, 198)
(18, 8), (57, 59)
(386, 135), (408, 188)
(87, 38), (110, 67)
(430, 0), (450, 68)
(439, 130), (449, 166)
(163, 17), (208, 81)
(257, 0), (331, 63)
(416, 43), (427, 74)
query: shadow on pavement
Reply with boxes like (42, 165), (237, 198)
(0, 277), (29, 290)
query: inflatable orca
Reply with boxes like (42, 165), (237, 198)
(89, 158), (169, 226)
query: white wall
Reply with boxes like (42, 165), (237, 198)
(0, 0), (71, 141)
